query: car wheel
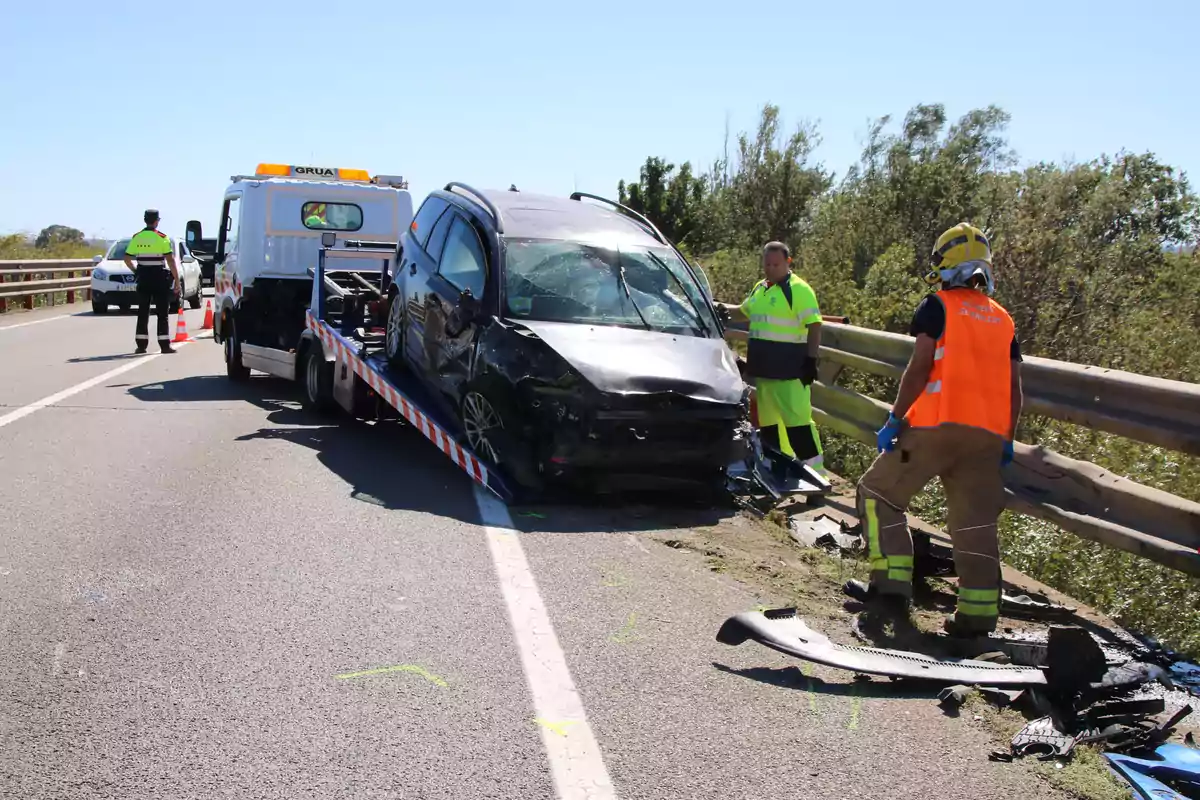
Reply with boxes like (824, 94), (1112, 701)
(302, 346), (335, 413)
(225, 317), (251, 382)
(461, 380), (543, 496)
(187, 280), (202, 309)
(385, 292), (405, 369)
(462, 390), (505, 466)
(91, 300), (107, 314)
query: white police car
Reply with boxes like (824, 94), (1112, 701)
(89, 235), (203, 314)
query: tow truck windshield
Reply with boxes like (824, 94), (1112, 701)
(503, 239), (718, 336)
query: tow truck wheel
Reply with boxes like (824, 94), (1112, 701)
(302, 347), (335, 413)
(385, 293), (405, 369)
(91, 301), (108, 314)
(225, 317), (251, 382)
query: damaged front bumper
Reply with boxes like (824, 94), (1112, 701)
(531, 392), (744, 487)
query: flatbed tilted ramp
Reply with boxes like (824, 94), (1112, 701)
(305, 310), (515, 503)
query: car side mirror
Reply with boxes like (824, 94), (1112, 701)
(92, 254), (103, 264)
(446, 289), (483, 336)
(186, 219), (203, 244)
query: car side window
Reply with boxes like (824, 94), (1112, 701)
(220, 196), (241, 256)
(425, 209), (456, 262)
(410, 198), (449, 250)
(437, 218), (486, 300)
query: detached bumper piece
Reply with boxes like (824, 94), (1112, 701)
(726, 428), (831, 510)
(716, 608), (1047, 686)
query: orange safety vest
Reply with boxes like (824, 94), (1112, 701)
(906, 289), (1014, 438)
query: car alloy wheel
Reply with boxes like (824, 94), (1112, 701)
(386, 295), (404, 361)
(462, 391), (503, 465)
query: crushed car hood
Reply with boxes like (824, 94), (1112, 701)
(516, 320), (744, 404)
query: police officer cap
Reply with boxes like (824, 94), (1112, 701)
(144, 209), (160, 223)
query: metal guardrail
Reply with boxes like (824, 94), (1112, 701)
(726, 320), (1200, 577)
(0, 259), (95, 312)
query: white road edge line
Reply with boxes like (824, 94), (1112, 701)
(473, 486), (618, 800)
(0, 333), (210, 430)
(0, 312), (80, 332)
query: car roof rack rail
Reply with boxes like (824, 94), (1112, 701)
(569, 192), (666, 245)
(445, 182), (505, 234)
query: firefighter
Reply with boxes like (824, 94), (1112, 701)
(715, 241), (823, 469)
(853, 222), (1024, 638)
(122, 209), (179, 354)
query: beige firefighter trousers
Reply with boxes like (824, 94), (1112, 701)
(856, 424), (1007, 633)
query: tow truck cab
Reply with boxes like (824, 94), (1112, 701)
(187, 163), (413, 381)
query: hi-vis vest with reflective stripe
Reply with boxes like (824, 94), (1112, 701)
(744, 273), (818, 381)
(126, 228), (171, 268)
(906, 289), (1014, 438)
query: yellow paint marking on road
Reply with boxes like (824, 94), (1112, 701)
(801, 662), (819, 714)
(599, 564), (630, 588)
(608, 613), (642, 644)
(335, 664), (448, 687)
(848, 682), (863, 730)
(534, 718), (578, 737)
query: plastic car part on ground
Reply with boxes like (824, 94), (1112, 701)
(1104, 743), (1200, 800)
(716, 608), (1048, 686)
(790, 514), (862, 553)
(726, 426), (831, 512)
(1008, 715), (1081, 761)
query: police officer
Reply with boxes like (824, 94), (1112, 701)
(715, 241), (824, 468)
(122, 209), (179, 354)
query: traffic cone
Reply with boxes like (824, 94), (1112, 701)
(201, 299), (214, 330)
(172, 310), (194, 343)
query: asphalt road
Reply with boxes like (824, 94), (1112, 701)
(0, 299), (1062, 799)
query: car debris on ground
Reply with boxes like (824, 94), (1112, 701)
(714, 491), (1200, 797)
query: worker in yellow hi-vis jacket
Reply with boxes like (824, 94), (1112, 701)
(716, 241), (824, 470)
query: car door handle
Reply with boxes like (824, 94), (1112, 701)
(409, 262), (417, 276)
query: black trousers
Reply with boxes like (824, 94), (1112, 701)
(760, 423), (821, 462)
(135, 277), (173, 351)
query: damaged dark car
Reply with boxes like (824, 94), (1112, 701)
(384, 183), (747, 495)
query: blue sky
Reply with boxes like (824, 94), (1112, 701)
(2, 0), (1196, 240)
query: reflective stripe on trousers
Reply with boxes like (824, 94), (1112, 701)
(956, 586), (1000, 618)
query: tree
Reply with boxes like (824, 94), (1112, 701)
(34, 225), (85, 249)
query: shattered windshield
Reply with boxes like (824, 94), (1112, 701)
(502, 239), (719, 336)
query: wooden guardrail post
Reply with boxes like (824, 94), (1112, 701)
(23, 273), (33, 310)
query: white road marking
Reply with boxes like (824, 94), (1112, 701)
(0, 311), (79, 332)
(0, 332), (209, 430)
(51, 643), (66, 676)
(473, 487), (617, 800)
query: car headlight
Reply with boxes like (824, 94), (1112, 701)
(92, 269), (106, 280)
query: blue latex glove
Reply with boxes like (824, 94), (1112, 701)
(1002, 440), (1014, 467)
(876, 414), (903, 453)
